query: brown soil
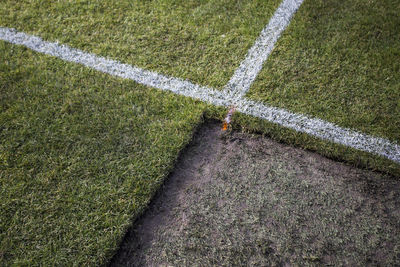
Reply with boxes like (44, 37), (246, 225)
(110, 121), (400, 266)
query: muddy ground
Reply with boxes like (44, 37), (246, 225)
(110, 121), (400, 266)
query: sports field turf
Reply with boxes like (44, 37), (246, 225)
(248, 0), (400, 143)
(0, 0), (281, 88)
(0, 42), (206, 265)
(1, 0), (399, 265)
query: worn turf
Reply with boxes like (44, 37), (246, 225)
(1, 0), (400, 265)
(0, 41), (206, 265)
(247, 0), (400, 144)
(112, 122), (400, 266)
(0, 0), (281, 89)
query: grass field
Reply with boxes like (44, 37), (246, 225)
(248, 0), (400, 143)
(1, 0), (399, 265)
(0, 42), (206, 265)
(0, 0), (281, 88)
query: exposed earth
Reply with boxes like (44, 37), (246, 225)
(111, 121), (400, 266)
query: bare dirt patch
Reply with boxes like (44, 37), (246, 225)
(110, 121), (400, 266)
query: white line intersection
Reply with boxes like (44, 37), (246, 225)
(1, 0), (399, 163)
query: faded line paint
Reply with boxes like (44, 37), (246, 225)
(223, 0), (304, 98)
(1, 27), (399, 163)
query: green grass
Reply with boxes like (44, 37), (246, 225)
(0, 41), (206, 265)
(247, 0), (400, 143)
(1, 0), (400, 265)
(0, 0), (281, 89)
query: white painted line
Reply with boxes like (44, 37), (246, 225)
(224, 0), (304, 98)
(238, 99), (400, 163)
(0, 27), (229, 107)
(1, 27), (399, 163)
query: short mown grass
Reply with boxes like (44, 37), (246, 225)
(247, 0), (400, 144)
(0, 41), (206, 265)
(1, 0), (400, 265)
(0, 0), (281, 89)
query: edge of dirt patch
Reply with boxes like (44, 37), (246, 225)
(109, 120), (400, 266)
